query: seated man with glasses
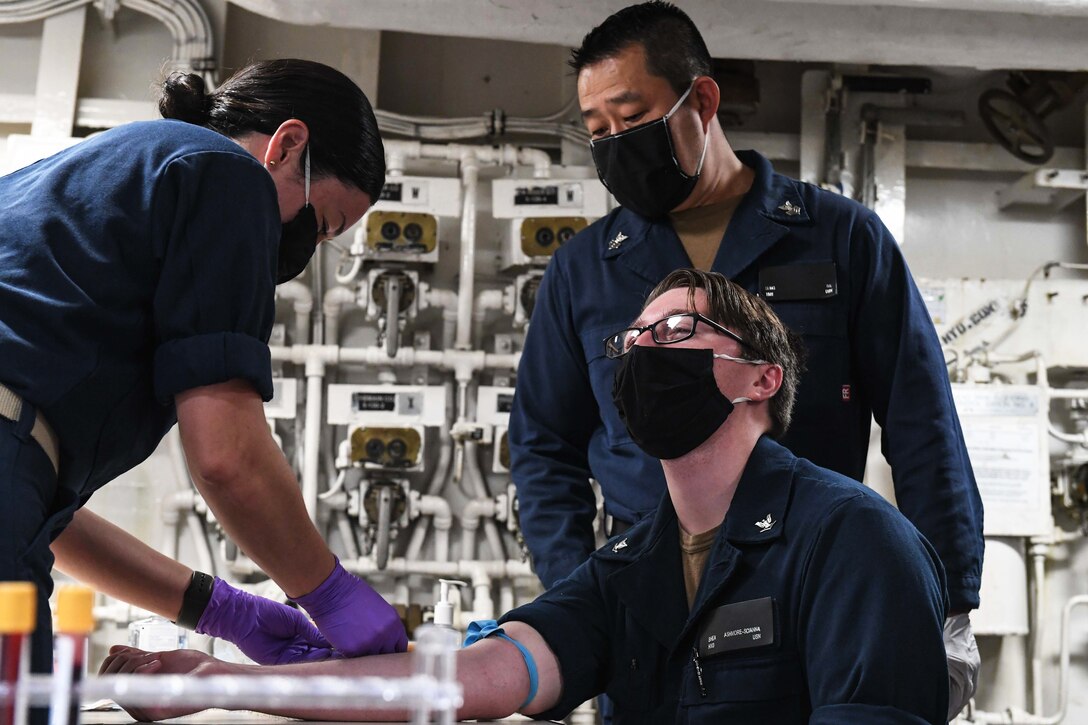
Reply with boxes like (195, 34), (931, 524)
(103, 268), (949, 725)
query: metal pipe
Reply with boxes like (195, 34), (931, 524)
(382, 273), (402, 358)
(374, 484), (395, 570)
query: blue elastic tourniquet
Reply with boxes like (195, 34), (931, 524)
(464, 619), (538, 709)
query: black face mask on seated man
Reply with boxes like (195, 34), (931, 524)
(612, 346), (739, 460)
(589, 81), (709, 219)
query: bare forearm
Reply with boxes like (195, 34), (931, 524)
(188, 440), (334, 598)
(195, 626), (559, 721)
(177, 381), (334, 598)
(51, 509), (191, 619)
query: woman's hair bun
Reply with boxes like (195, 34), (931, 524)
(158, 71), (211, 124)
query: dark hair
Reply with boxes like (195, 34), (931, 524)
(159, 59), (385, 201)
(569, 1), (711, 96)
(645, 269), (807, 439)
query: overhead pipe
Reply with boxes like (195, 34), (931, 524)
(762, 0), (1088, 17)
(0, 0), (216, 82)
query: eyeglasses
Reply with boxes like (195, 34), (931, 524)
(603, 312), (766, 360)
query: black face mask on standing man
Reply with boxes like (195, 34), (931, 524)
(276, 147), (320, 284)
(590, 81), (710, 220)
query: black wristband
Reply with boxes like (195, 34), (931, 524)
(175, 571), (215, 630)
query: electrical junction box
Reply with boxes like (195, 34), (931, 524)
(951, 383), (1052, 538)
(491, 177), (611, 269)
(477, 386), (515, 472)
(356, 176), (462, 263)
(264, 378), (298, 420)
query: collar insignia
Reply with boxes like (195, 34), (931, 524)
(608, 231), (628, 250)
(612, 538), (629, 553)
(755, 514), (776, 532)
(777, 200), (801, 216)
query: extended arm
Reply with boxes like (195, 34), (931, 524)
(51, 508), (190, 618)
(100, 621), (563, 722)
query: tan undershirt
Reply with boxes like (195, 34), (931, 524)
(680, 524), (721, 609)
(669, 196), (742, 271)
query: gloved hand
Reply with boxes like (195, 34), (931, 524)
(944, 612), (980, 720)
(293, 558), (408, 656)
(196, 577), (334, 665)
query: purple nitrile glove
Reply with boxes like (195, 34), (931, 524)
(195, 578), (335, 665)
(292, 558), (408, 656)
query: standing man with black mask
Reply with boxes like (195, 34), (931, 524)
(508, 2), (983, 719)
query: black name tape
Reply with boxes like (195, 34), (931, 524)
(697, 597), (775, 657)
(760, 262), (837, 301)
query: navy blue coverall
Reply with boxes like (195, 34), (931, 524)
(0, 120), (279, 684)
(503, 436), (949, 725)
(509, 150), (983, 613)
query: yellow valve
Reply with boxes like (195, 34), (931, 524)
(56, 585), (94, 635)
(365, 212), (438, 254)
(351, 427), (423, 468)
(520, 217), (588, 258)
(0, 582), (37, 634)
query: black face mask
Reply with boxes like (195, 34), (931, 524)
(611, 346), (734, 460)
(590, 82), (709, 219)
(276, 202), (319, 283)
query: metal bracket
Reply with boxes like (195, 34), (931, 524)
(997, 168), (1088, 210)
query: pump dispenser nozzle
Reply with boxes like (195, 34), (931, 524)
(434, 579), (467, 630)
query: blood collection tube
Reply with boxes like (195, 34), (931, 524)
(0, 582), (36, 725)
(50, 587), (93, 725)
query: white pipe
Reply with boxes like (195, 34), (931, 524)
(302, 355), (326, 523)
(1029, 542), (1048, 715)
(270, 343), (519, 374)
(464, 442), (506, 560)
(322, 285), (357, 346)
(460, 498), (497, 561)
(417, 495), (453, 563)
(455, 151), (479, 350)
(472, 288), (506, 347)
(469, 565), (494, 622)
(382, 140), (552, 179)
(761, 0), (1088, 17)
(275, 280), (313, 345)
(499, 582), (514, 614)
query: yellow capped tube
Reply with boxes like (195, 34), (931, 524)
(55, 587), (93, 635)
(0, 582), (36, 635)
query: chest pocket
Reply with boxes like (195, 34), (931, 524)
(769, 300), (846, 339)
(679, 654), (807, 723)
(604, 609), (667, 714)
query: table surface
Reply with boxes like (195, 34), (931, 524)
(81, 709), (554, 724)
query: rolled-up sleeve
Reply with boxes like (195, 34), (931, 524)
(149, 150), (279, 403)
